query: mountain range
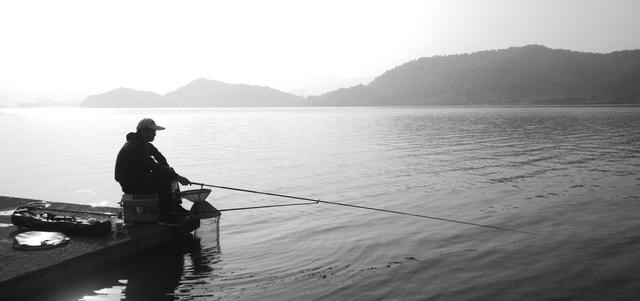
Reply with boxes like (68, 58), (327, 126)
(83, 79), (305, 107)
(82, 45), (640, 107)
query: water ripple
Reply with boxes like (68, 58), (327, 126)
(1, 107), (640, 300)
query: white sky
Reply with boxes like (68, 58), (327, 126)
(1, 0), (639, 104)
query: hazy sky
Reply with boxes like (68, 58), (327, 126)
(1, 0), (639, 104)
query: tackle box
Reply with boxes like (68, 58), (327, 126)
(120, 181), (180, 223)
(120, 194), (160, 223)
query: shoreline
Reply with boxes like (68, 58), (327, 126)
(2, 103), (640, 109)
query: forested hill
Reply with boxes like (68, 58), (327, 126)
(83, 45), (640, 107)
(83, 88), (164, 107)
(162, 79), (305, 107)
(310, 45), (640, 106)
(82, 79), (305, 107)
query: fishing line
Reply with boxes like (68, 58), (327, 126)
(189, 182), (541, 236)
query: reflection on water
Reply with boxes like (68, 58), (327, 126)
(172, 218), (222, 300)
(18, 232), (221, 301)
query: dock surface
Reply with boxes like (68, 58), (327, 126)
(0, 196), (199, 300)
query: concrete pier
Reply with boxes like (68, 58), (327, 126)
(0, 196), (199, 300)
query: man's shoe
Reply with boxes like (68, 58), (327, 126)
(157, 215), (184, 227)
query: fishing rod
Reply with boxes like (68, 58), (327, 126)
(189, 182), (541, 236)
(219, 202), (316, 212)
(20, 202), (117, 216)
(189, 182), (321, 203)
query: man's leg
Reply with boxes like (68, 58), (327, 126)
(131, 177), (155, 194)
(153, 176), (174, 217)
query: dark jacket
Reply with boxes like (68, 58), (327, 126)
(115, 132), (177, 193)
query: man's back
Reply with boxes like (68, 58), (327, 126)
(115, 132), (170, 193)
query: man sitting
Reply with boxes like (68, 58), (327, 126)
(115, 118), (190, 226)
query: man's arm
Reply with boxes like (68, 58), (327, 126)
(148, 143), (169, 167)
(148, 143), (190, 184)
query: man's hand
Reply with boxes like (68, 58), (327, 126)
(177, 175), (190, 185)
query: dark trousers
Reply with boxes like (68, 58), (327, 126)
(120, 174), (178, 216)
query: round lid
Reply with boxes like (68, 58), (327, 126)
(13, 231), (70, 250)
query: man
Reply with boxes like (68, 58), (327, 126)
(115, 118), (190, 225)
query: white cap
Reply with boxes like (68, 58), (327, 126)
(136, 118), (166, 131)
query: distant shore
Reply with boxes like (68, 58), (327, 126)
(4, 103), (640, 109)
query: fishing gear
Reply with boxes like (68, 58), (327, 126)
(219, 202), (316, 212)
(11, 206), (112, 236)
(183, 184), (318, 217)
(189, 182), (320, 203)
(189, 182), (541, 236)
(20, 202), (117, 216)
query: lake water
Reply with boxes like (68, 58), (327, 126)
(1, 106), (639, 300)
